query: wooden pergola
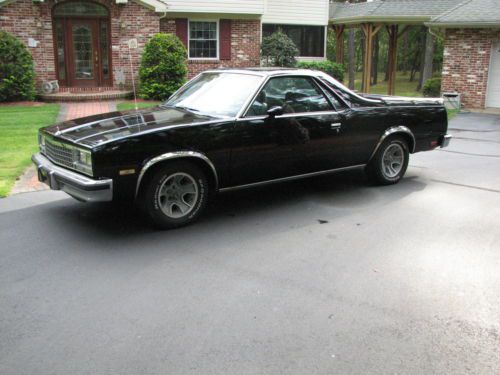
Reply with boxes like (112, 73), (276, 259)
(329, 0), (456, 94)
(332, 23), (408, 95)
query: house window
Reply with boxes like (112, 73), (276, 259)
(263, 24), (325, 58)
(189, 21), (218, 59)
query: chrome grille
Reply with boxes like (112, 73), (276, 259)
(45, 138), (74, 169)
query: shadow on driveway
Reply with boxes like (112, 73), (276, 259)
(24, 169), (428, 245)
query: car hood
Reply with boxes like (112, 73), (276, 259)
(42, 106), (219, 147)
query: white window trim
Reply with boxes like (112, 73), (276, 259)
(188, 19), (219, 61)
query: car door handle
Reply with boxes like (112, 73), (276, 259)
(331, 123), (342, 132)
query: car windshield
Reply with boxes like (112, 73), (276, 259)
(165, 72), (264, 118)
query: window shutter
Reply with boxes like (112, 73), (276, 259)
(219, 19), (231, 60)
(175, 18), (188, 47)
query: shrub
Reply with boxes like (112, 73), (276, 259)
(261, 31), (299, 67)
(297, 60), (345, 82)
(0, 31), (36, 102)
(423, 77), (441, 97)
(139, 33), (187, 101)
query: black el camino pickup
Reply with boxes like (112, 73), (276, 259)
(33, 68), (451, 228)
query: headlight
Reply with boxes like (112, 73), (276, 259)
(73, 148), (93, 175)
(38, 133), (46, 153)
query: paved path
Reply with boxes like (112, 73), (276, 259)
(11, 101), (117, 195)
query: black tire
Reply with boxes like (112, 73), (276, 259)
(366, 135), (409, 185)
(139, 161), (208, 229)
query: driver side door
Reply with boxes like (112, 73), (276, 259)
(228, 76), (345, 187)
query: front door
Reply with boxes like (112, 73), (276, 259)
(68, 19), (99, 87)
(53, 1), (112, 88)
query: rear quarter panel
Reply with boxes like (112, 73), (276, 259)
(342, 104), (447, 165)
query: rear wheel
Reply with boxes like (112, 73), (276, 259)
(140, 161), (208, 229)
(366, 136), (409, 185)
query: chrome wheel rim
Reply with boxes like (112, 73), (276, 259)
(382, 143), (404, 178)
(157, 173), (198, 219)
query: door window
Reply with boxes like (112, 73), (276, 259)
(246, 76), (333, 117)
(72, 24), (94, 79)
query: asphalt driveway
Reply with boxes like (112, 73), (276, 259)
(0, 113), (499, 374)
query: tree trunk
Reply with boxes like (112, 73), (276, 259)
(402, 31), (409, 75)
(417, 26), (427, 90)
(360, 32), (365, 90)
(420, 28), (435, 90)
(348, 28), (355, 89)
(372, 33), (379, 85)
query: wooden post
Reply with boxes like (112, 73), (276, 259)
(361, 23), (381, 93)
(386, 25), (398, 96)
(333, 25), (345, 65)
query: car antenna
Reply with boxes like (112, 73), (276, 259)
(127, 38), (139, 111)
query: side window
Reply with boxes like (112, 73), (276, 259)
(246, 76), (333, 117)
(316, 80), (349, 110)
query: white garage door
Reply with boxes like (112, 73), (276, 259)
(486, 42), (500, 108)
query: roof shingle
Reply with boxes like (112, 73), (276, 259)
(330, 0), (500, 27)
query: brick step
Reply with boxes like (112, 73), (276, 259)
(41, 90), (133, 102)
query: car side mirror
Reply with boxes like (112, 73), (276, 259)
(266, 106), (283, 118)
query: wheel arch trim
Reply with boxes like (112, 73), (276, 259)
(368, 126), (416, 162)
(135, 151), (219, 197)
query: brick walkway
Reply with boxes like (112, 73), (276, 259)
(11, 101), (116, 195)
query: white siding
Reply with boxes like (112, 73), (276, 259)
(164, 0), (265, 15)
(262, 0), (329, 26)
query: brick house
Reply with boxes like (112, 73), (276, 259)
(0, 0), (329, 92)
(427, 0), (500, 109)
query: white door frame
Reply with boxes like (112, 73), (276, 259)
(486, 41), (500, 108)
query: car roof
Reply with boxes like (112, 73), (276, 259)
(202, 68), (323, 77)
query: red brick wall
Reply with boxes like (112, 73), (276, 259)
(0, 0), (55, 86)
(113, 1), (159, 89)
(161, 18), (261, 79)
(0, 0), (159, 90)
(441, 28), (500, 109)
(1, 2), (261, 91)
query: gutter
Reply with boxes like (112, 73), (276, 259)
(425, 22), (500, 28)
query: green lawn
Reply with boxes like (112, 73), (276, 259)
(353, 72), (423, 97)
(117, 100), (161, 111)
(0, 104), (60, 197)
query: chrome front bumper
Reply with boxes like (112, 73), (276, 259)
(32, 153), (113, 202)
(441, 134), (452, 148)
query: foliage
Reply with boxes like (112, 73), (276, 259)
(116, 101), (161, 111)
(0, 104), (59, 196)
(297, 60), (345, 82)
(326, 29), (337, 62)
(422, 77), (441, 97)
(139, 33), (187, 101)
(0, 31), (36, 102)
(261, 31), (299, 67)
(354, 71), (422, 97)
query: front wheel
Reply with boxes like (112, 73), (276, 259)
(140, 161), (208, 229)
(366, 136), (409, 185)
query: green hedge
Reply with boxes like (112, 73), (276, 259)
(139, 33), (187, 101)
(0, 31), (36, 102)
(296, 60), (345, 82)
(423, 78), (441, 97)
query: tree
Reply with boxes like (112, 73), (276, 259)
(139, 33), (187, 101)
(261, 31), (299, 67)
(419, 28), (435, 91)
(0, 31), (36, 102)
